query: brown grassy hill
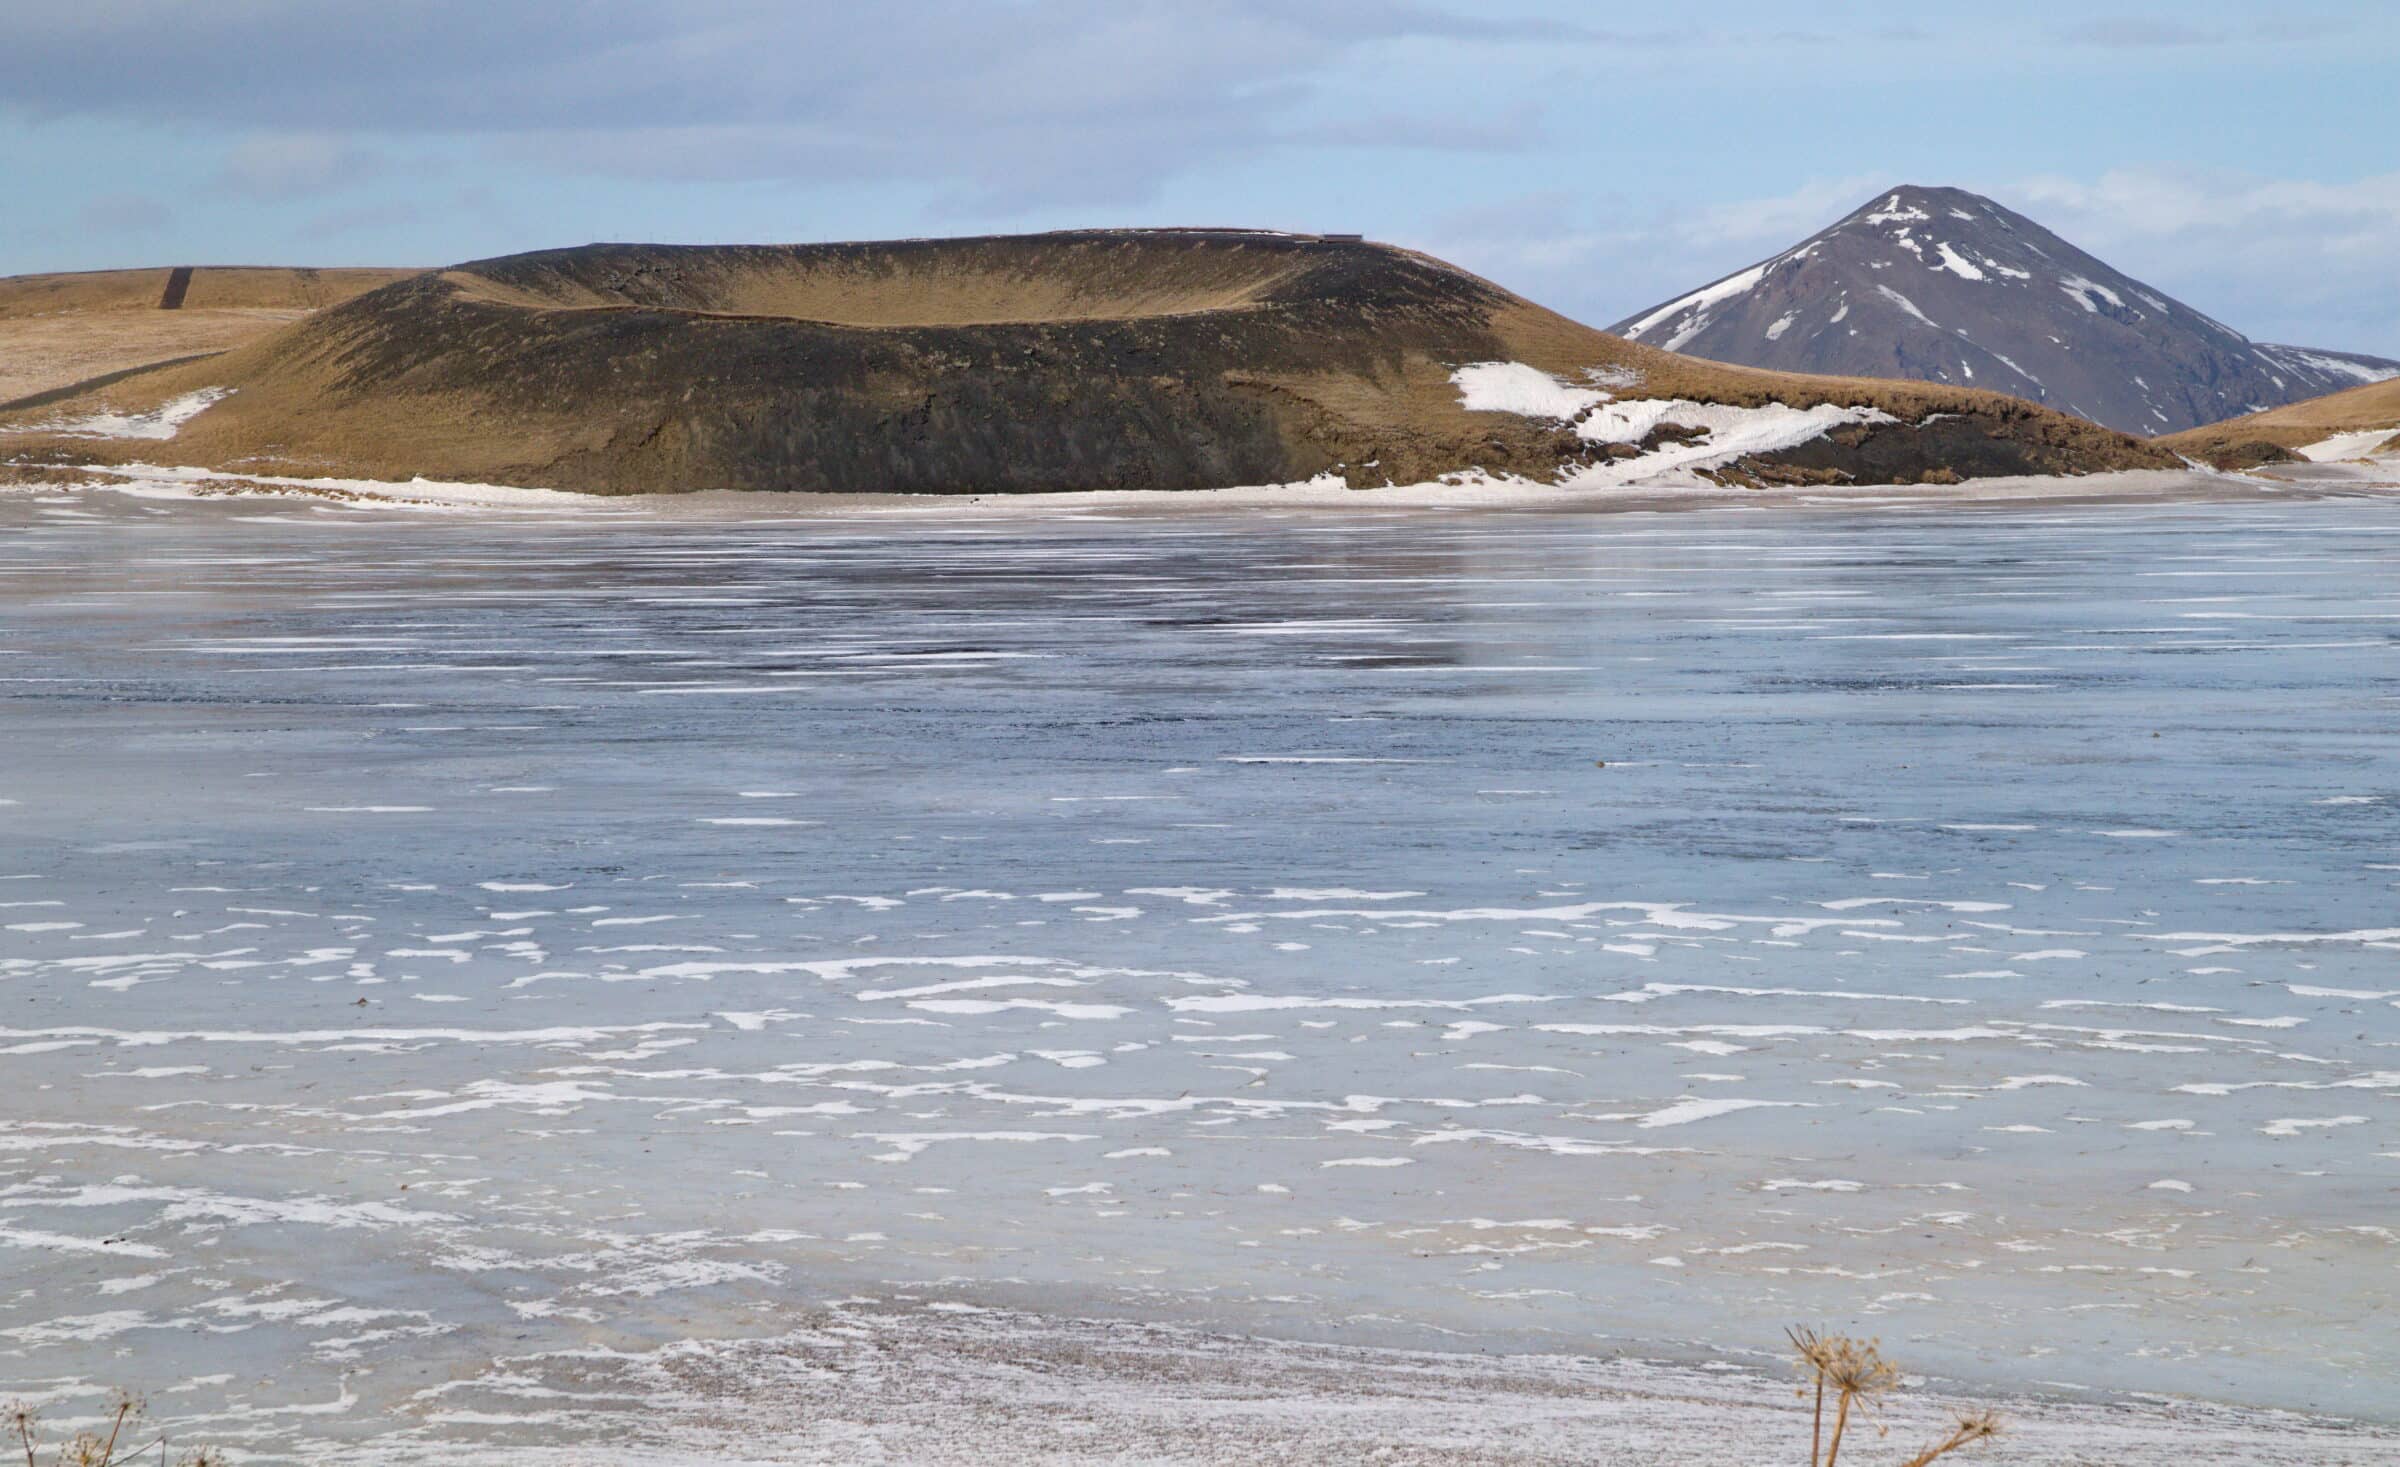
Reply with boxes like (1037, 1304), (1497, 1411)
(0, 266), (417, 406)
(0, 233), (2172, 494)
(2161, 377), (2400, 467)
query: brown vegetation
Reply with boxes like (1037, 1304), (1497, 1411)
(0, 266), (416, 407)
(2160, 376), (2400, 466)
(1789, 1327), (2004, 1467)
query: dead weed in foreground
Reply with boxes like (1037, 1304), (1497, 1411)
(7, 1392), (217, 1467)
(1790, 1325), (2004, 1466)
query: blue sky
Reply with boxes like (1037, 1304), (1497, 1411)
(7, 1), (2398, 352)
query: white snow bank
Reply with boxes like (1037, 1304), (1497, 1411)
(2296, 428), (2400, 462)
(39, 461), (644, 513)
(21, 389), (232, 441)
(1450, 362), (1896, 490)
(1449, 362), (1606, 422)
(1567, 399), (1897, 487)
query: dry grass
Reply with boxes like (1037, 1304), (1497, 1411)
(0, 309), (304, 404)
(0, 265), (418, 407)
(2161, 376), (2400, 463)
(0, 266), (415, 319)
(6, 1393), (216, 1467)
(1789, 1327), (2003, 1467)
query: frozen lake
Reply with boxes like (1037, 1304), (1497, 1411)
(1, 483), (2395, 1459)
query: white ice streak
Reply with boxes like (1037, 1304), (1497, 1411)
(1636, 1097), (1816, 1129)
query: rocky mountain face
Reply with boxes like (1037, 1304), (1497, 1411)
(1611, 186), (2400, 436)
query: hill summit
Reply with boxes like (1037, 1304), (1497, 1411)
(1611, 186), (2398, 436)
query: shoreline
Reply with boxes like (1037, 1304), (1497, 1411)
(307, 1300), (2400, 1465)
(7, 456), (2397, 520)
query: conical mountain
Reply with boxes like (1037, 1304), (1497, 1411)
(1612, 185), (2398, 436)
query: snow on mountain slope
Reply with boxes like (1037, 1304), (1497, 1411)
(1611, 186), (2400, 437)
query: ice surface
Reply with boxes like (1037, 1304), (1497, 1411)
(0, 487), (2395, 1458)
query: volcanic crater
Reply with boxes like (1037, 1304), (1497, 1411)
(3, 230), (2173, 494)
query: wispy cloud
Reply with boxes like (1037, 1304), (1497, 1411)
(0, 2), (1578, 210)
(2057, 17), (2228, 48)
(2007, 168), (2400, 348)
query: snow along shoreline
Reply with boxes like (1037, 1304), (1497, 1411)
(4, 365), (2395, 516)
(299, 1299), (2400, 1466)
(11, 455), (2393, 522)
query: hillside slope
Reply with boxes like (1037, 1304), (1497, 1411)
(0, 266), (418, 406)
(2162, 377), (2400, 467)
(1, 231), (2173, 495)
(1611, 187), (2400, 436)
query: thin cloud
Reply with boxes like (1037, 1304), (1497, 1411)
(2058, 17), (2228, 47)
(0, 2), (1574, 210)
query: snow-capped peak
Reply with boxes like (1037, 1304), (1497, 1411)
(1609, 185), (2400, 436)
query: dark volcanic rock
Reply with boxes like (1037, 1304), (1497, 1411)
(1611, 186), (2400, 436)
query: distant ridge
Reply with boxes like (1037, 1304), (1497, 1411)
(1612, 186), (2400, 436)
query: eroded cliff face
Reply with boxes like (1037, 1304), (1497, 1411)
(1, 230), (2173, 495)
